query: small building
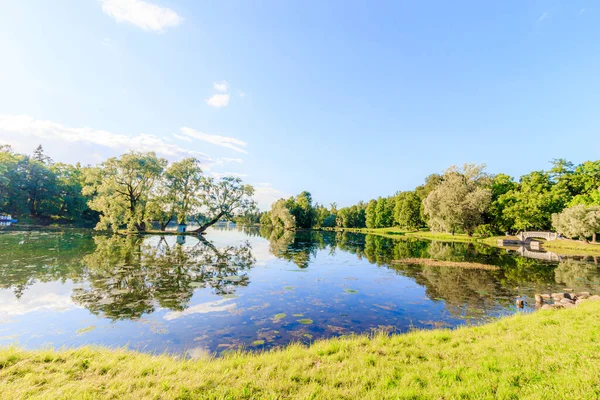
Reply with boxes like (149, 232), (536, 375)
(177, 223), (187, 233)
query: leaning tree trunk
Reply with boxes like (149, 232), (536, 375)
(191, 212), (225, 234)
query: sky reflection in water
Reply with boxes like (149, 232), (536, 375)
(1, 225), (600, 356)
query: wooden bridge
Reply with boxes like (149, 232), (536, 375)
(516, 231), (558, 242)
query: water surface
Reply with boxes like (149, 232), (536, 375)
(1, 225), (599, 356)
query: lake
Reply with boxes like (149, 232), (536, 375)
(1, 225), (599, 357)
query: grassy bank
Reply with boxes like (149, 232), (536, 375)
(543, 239), (600, 254)
(325, 227), (600, 256)
(2, 302), (600, 399)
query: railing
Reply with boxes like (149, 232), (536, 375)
(516, 232), (558, 242)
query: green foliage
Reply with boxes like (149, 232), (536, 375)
(0, 145), (95, 223)
(84, 152), (167, 232)
(191, 176), (255, 233)
(336, 203), (366, 228)
(269, 199), (296, 230)
(498, 171), (565, 231)
(393, 191), (422, 229)
(365, 199), (377, 228)
(423, 164), (492, 236)
(552, 204), (600, 242)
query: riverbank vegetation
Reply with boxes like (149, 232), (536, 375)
(2, 301), (600, 399)
(261, 159), (600, 244)
(0, 145), (255, 233)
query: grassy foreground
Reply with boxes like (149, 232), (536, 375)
(2, 303), (600, 399)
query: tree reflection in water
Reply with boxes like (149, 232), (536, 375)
(72, 235), (255, 320)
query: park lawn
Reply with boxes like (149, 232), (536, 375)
(321, 226), (413, 240)
(543, 239), (600, 255)
(2, 302), (600, 399)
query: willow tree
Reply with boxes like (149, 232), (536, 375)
(191, 176), (255, 233)
(148, 158), (203, 230)
(84, 152), (166, 232)
(552, 204), (600, 243)
(423, 164), (492, 236)
(269, 199), (296, 230)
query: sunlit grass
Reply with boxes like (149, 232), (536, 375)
(2, 302), (600, 399)
(544, 239), (600, 254)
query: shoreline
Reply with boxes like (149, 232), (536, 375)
(2, 301), (599, 398)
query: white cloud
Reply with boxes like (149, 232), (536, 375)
(537, 11), (549, 22)
(252, 183), (290, 211)
(180, 127), (248, 154)
(239, 91), (246, 98)
(0, 115), (243, 168)
(173, 133), (193, 142)
(213, 81), (229, 92)
(206, 93), (230, 108)
(210, 171), (248, 179)
(100, 0), (182, 32)
(0, 282), (80, 318)
(163, 299), (235, 321)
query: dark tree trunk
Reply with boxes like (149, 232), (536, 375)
(191, 212), (225, 234)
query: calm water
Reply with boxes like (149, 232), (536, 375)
(1, 225), (599, 357)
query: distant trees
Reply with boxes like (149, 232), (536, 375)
(269, 199), (296, 230)
(0, 145), (95, 223)
(336, 203), (366, 228)
(552, 205), (600, 243)
(393, 191), (422, 230)
(5, 144), (600, 241)
(423, 164), (492, 236)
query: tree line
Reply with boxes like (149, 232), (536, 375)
(261, 159), (600, 242)
(0, 145), (255, 233)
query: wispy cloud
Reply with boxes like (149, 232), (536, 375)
(0, 115), (242, 168)
(210, 171), (248, 179)
(538, 11), (549, 22)
(180, 127), (248, 154)
(173, 133), (192, 142)
(206, 93), (230, 108)
(252, 183), (290, 210)
(100, 0), (182, 32)
(213, 81), (229, 92)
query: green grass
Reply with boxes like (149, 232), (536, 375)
(543, 239), (600, 254)
(3, 302), (600, 399)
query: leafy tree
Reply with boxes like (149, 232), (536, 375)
(552, 205), (600, 242)
(288, 191), (316, 229)
(148, 158), (203, 230)
(22, 156), (59, 216)
(84, 152), (167, 232)
(423, 164), (492, 236)
(51, 162), (90, 221)
(365, 199), (377, 228)
(260, 211), (272, 226)
(499, 171), (564, 231)
(269, 199), (296, 230)
(190, 176), (255, 233)
(393, 191), (423, 229)
(375, 197), (393, 228)
(487, 173), (517, 233)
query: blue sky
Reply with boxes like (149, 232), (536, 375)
(1, 1), (599, 209)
